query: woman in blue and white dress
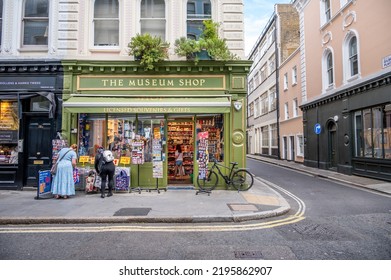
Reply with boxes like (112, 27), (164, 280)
(52, 144), (78, 199)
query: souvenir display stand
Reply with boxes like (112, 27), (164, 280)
(151, 135), (166, 193)
(130, 138), (144, 193)
(196, 131), (211, 195)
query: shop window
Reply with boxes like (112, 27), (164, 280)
(141, 0), (166, 40)
(93, 0), (119, 47)
(137, 115), (165, 163)
(30, 96), (50, 112)
(196, 114), (224, 162)
(0, 101), (19, 165)
(78, 114), (167, 164)
(187, 0), (211, 39)
(354, 104), (391, 159)
(22, 0), (49, 47)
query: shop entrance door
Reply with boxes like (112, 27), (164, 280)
(328, 121), (338, 170)
(167, 120), (194, 185)
(24, 116), (53, 186)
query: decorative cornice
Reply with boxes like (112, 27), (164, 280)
(62, 60), (253, 75)
(300, 72), (391, 110)
(0, 61), (63, 73)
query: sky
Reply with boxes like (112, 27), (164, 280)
(244, 0), (292, 56)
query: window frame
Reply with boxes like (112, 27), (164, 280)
(21, 0), (49, 49)
(322, 48), (335, 92)
(141, 0), (166, 40)
(343, 31), (360, 83)
(283, 72), (288, 90)
(186, 0), (211, 40)
(292, 66), (297, 85)
(293, 98), (298, 118)
(92, 0), (120, 49)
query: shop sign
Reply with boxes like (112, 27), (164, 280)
(382, 54), (391, 68)
(77, 75), (226, 90)
(0, 131), (18, 143)
(120, 157), (131, 165)
(0, 76), (56, 90)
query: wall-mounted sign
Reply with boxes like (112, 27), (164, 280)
(314, 123), (322, 135)
(77, 75), (226, 91)
(0, 76), (56, 90)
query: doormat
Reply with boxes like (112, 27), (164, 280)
(113, 208), (152, 216)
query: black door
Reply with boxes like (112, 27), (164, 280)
(25, 116), (53, 186)
(328, 122), (337, 169)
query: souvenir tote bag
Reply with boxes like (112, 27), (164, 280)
(85, 170), (96, 193)
(115, 170), (129, 191)
(73, 167), (80, 184)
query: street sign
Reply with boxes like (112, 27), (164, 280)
(314, 123), (322, 135)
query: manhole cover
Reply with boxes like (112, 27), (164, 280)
(234, 251), (263, 259)
(227, 203), (258, 211)
(114, 208), (151, 216)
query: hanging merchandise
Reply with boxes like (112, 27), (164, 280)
(197, 131), (209, 179)
(131, 137), (144, 164)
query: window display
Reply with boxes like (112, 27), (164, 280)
(196, 114), (224, 162)
(0, 101), (19, 165)
(354, 104), (391, 159)
(77, 114), (165, 163)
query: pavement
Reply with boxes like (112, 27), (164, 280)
(0, 155), (390, 225)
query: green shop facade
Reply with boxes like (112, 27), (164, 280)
(61, 60), (252, 189)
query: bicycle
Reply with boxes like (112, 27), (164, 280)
(196, 159), (254, 194)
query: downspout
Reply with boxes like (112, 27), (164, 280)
(274, 14), (281, 160)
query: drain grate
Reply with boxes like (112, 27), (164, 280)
(114, 208), (152, 216)
(234, 251), (263, 259)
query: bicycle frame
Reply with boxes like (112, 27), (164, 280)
(209, 160), (238, 185)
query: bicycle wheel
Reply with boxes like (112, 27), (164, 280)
(232, 169), (254, 191)
(196, 170), (219, 191)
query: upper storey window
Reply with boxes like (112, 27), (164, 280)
(322, 49), (334, 91)
(348, 36), (358, 76)
(187, 0), (211, 39)
(22, 0), (49, 47)
(320, 0), (331, 26)
(94, 0), (119, 47)
(141, 0), (166, 40)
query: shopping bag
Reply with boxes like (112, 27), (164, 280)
(85, 170), (96, 193)
(73, 167), (80, 184)
(94, 175), (102, 189)
(115, 170), (129, 191)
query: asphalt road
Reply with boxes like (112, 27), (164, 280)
(0, 159), (390, 260)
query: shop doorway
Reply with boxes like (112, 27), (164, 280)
(167, 120), (194, 185)
(328, 121), (338, 170)
(24, 116), (53, 186)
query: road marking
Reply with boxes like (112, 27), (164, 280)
(0, 177), (306, 234)
(0, 215), (305, 233)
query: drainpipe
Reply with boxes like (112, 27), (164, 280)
(274, 15), (281, 160)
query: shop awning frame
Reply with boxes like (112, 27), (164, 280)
(63, 94), (232, 114)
